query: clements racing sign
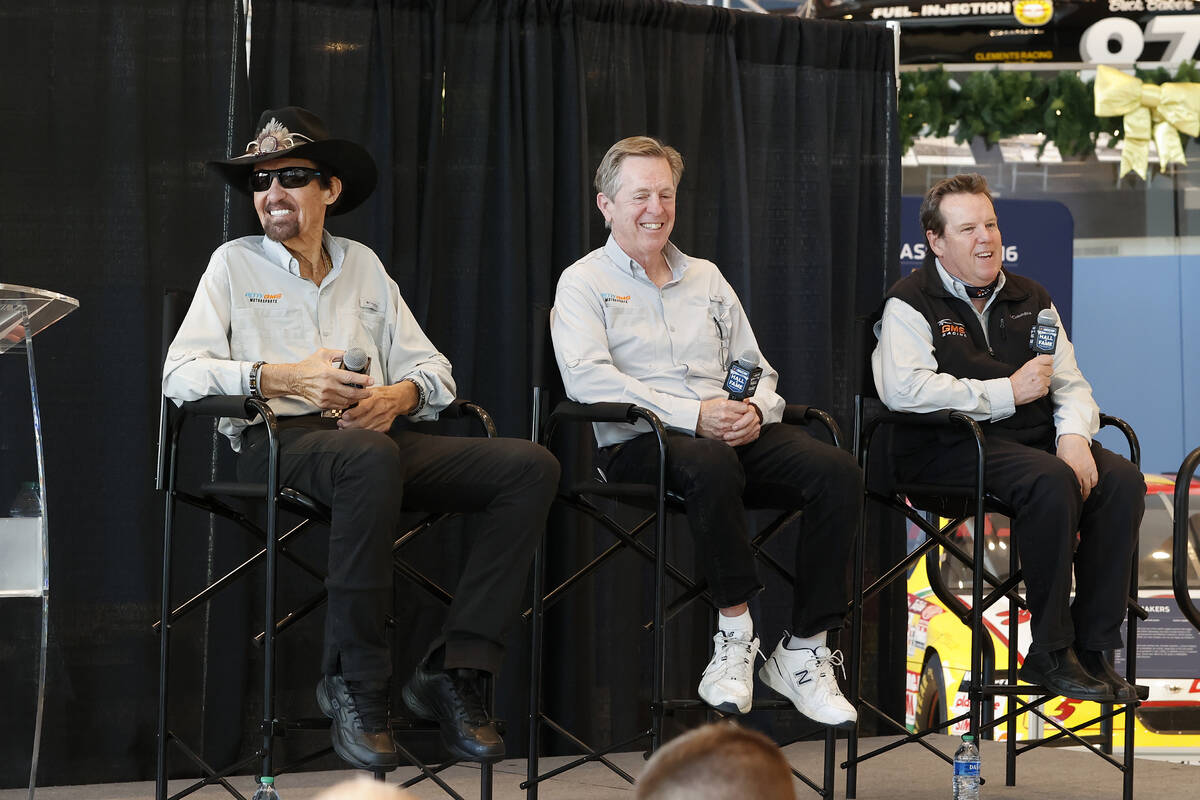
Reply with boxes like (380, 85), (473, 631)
(811, 0), (1200, 64)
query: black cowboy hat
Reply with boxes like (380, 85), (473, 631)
(208, 106), (377, 216)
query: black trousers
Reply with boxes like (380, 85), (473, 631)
(895, 436), (1145, 654)
(601, 422), (863, 637)
(238, 415), (559, 682)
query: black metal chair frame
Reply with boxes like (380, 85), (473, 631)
(154, 293), (500, 800)
(845, 378), (1147, 800)
(1173, 446), (1200, 633)
(523, 385), (842, 799)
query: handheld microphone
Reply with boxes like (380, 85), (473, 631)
(342, 346), (370, 377)
(321, 347), (372, 419)
(1028, 308), (1059, 355)
(723, 351), (763, 401)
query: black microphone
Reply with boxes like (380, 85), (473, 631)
(1028, 308), (1059, 355)
(723, 351), (763, 401)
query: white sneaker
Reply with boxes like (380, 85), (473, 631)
(759, 638), (857, 729)
(698, 631), (760, 714)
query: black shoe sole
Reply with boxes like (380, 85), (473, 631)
(317, 679), (400, 772)
(1018, 668), (1116, 703)
(401, 682), (506, 764)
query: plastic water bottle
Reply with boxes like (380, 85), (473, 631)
(953, 734), (981, 799)
(8, 482), (42, 517)
(251, 776), (279, 799)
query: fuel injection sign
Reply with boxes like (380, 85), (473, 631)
(811, 1), (1200, 64)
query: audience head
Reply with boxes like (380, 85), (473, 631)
(635, 722), (796, 800)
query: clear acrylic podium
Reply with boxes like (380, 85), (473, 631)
(1, 284), (78, 799)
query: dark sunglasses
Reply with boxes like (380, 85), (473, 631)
(249, 166), (323, 192)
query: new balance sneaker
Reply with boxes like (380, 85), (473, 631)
(698, 631), (760, 714)
(759, 638), (857, 729)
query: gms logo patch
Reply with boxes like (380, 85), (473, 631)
(937, 318), (967, 338)
(601, 292), (630, 305)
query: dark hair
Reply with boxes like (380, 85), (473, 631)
(919, 172), (993, 238)
(634, 723), (794, 800)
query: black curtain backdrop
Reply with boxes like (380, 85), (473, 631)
(0, 0), (250, 786)
(0, 0), (897, 786)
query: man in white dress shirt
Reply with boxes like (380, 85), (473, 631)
(164, 107), (558, 770)
(551, 136), (861, 727)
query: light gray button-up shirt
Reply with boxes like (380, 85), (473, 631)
(552, 236), (784, 448)
(163, 232), (455, 451)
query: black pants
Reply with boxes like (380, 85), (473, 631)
(895, 436), (1145, 654)
(601, 422), (863, 637)
(238, 415), (559, 682)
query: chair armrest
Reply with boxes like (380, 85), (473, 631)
(551, 399), (641, 425)
(440, 398), (498, 438)
(1099, 413), (1140, 468)
(180, 394), (263, 421)
(782, 404), (843, 449)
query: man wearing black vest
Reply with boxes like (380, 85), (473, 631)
(872, 173), (1145, 702)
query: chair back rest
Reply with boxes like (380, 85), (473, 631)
(531, 304), (568, 441)
(855, 310), (883, 403)
(156, 289), (192, 490)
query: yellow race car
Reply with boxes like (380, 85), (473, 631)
(905, 474), (1200, 760)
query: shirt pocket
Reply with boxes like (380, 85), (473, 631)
(681, 295), (730, 377)
(603, 304), (657, 368)
(230, 306), (308, 361)
(355, 308), (387, 348)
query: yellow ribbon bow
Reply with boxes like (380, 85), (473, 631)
(1094, 63), (1200, 180)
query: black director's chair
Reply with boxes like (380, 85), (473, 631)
(523, 307), (841, 799)
(844, 314), (1147, 800)
(154, 290), (499, 800)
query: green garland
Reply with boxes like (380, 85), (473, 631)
(897, 64), (1199, 158)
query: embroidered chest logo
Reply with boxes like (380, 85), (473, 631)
(601, 292), (631, 305)
(937, 318), (968, 338)
(245, 291), (283, 305)
(1009, 310), (1032, 321)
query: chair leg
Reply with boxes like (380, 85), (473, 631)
(156, 491), (176, 800)
(845, 487), (869, 798)
(527, 541), (545, 800)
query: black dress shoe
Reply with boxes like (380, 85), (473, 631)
(1020, 647), (1115, 702)
(1074, 647), (1140, 703)
(401, 664), (505, 762)
(316, 674), (400, 771)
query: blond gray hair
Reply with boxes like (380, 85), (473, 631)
(635, 722), (795, 800)
(594, 136), (684, 200)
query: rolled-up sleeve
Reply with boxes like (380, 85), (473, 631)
(162, 254), (253, 403)
(385, 285), (455, 419)
(1047, 302), (1100, 442)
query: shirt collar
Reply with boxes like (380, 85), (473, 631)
(935, 258), (1005, 309)
(603, 234), (688, 283)
(259, 230), (344, 278)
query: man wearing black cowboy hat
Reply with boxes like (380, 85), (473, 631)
(164, 106), (559, 771)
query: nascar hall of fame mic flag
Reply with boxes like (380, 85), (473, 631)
(723, 351), (762, 401)
(1029, 308), (1059, 355)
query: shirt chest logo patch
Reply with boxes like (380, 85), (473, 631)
(360, 298), (380, 312)
(245, 291), (283, 305)
(937, 318), (968, 338)
(601, 292), (631, 305)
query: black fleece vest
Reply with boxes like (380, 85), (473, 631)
(886, 262), (1055, 449)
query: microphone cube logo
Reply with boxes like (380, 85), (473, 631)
(725, 366), (750, 395)
(1029, 325), (1058, 355)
